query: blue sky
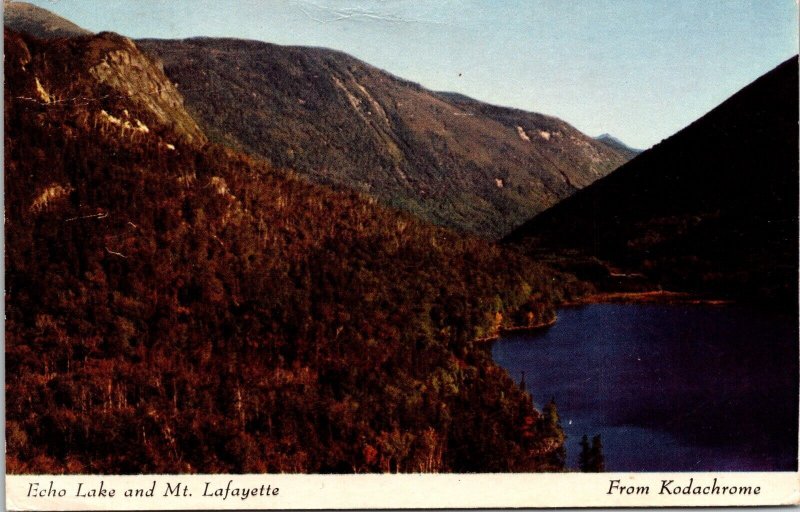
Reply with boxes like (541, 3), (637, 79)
(17, 0), (799, 148)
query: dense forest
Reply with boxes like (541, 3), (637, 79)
(5, 29), (585, 473)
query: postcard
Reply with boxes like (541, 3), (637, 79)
(4, 0), (799, 509)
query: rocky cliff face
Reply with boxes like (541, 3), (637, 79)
(138, 38), (633, 238)
(6, 28), (206, 145)
(85, 34), (206, 144)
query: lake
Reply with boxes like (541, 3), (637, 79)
(491, 304), (798, 471)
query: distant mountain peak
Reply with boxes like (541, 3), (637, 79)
(4, 1), (91, 38)
(594, 133), (642, 158)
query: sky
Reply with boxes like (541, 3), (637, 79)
(17, 0), (799, 149)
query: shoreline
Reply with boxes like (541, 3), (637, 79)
(475, 290), (732, 345)
(498, 316), (558, 335)
(474, 316), (558, 344)
(561, 290), (734, 306)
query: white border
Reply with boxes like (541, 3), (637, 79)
(5, 472), (800, 510)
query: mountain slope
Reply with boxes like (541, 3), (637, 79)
(6, 28), (578, 473)
(506, 57), (799, 307)
(137, 37), (632, 239)
(4, 1), (90, 38)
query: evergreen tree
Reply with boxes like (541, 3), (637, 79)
(541, 398), (566, 468)
(578, 434), (591, 472)
(578, 433), (605, 472)
(589, 434), (605, 472)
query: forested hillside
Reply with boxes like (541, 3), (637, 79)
(5, 29), (581, 473)
(137, 37), (632, 239)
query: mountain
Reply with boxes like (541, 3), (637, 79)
(4, 1), (90, 38)
(5, 27), (579, 473)
(506, 57), (799, 307)
(594, 133), (641, 159)
(136, 37), (633, 239)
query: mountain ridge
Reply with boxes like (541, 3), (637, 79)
(4, 5), (634, 239)
(137, 36), (633, 238)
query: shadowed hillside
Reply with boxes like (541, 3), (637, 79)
(506, 57), (799, 308)
(5, 28), (582, 474)
(136, 37), (632, 239)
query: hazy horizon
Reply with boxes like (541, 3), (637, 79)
(8, 0), (798, 149)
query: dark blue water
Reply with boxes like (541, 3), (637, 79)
(491, 304), (798, 471)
